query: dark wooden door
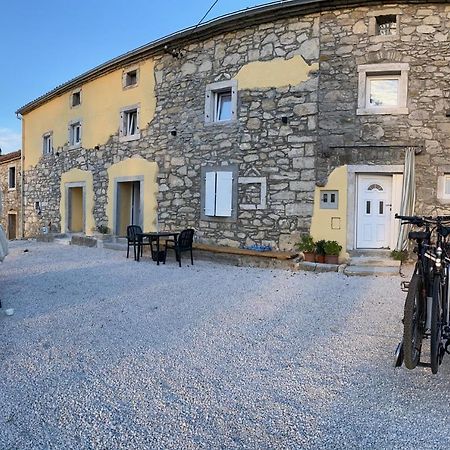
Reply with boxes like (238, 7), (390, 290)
(8, 213), (17, 240)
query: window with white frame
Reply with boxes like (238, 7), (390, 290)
(69, 121), (82, 146)
(437, 171), (450, 203)
(205, 80), (238, 124)
(119, 106), (140, 141)
(201, 166), (237, 220)
(123, 67), (139, 88)
(71, 90), (81, 107)
(357, 63), (409, 115)
(43, 132), (53, 155)
(8, 166), (16, 189)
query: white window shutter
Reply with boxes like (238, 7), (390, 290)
(204, 171), (216, 216)
(215, 171), (233, 217)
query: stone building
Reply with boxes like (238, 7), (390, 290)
(0, 151), (21, 239)
(15, 0), (450, 259)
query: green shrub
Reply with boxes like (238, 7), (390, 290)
(97, 224), (110, 234)
(323, 240), (342, 256)
(391, 250), (408, 262)
(295, 235), (315, 253)
(315, 239), (327, 256)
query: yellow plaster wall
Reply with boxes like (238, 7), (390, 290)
(106, 157), (158, 235)
(60, 169), (95, 236)
(235, 55), (319, 90)
(23, 59), (156, 170)
(310, 166), (348, 260)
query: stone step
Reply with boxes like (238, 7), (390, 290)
(349, 256), (400, 268)
(344, 265), (400, 276)
(103, 242), (127, 251)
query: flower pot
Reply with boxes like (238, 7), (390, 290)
(315, 254), (325, 263)
(303, 252), (315, 262)
(325, 255), (339, 264)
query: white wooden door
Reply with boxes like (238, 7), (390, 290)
(356, 175), (393, 249)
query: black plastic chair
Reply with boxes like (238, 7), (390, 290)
(165, 229), (195, 267)
(126, 225), (152, 261)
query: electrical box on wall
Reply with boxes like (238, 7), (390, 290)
(320, 190), (339, 209)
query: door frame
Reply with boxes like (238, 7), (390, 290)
(113, 176), (144, 236)
(347, 165), (404, 252)
(7, 212), (17, 240)
(65, 182), (86, 233)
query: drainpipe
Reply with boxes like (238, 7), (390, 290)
(16, 113), (25, 239)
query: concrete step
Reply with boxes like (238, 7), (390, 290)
(103, 242), (127, 251)
(349, 256), (400, 268)
(344, 265), (400, 276)
(54, 237), (71, 246)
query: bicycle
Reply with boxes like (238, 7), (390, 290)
(394, 214), (450, 374)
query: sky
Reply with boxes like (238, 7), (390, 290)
(0, 0), (278, 153)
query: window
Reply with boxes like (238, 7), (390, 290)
(43, 132), (53, 155)
(376, 15), (398, 36)
(437, 172), (450, 203)
(320, 190), (339, 209)
(8, 167), (16, 189)
(71, 90), (81, 107)
(119, 105), (140, 141)
(357, 63), (409, 115)
(69, 121), (82, 147)
(205, 80), (238, 124)
(123, 67), (139, 88)
(201, 166), (237, 221)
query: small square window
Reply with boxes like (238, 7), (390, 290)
(8, 167), (16, 189)
(69, 121), (82, 147)
(119, 105), (140, 141)
(376, 15), (397, 36)
(43, 133), (53, 155)
(205, 80), (238, 124)
(71, 91), (81, 107)
(123, 68), (138, 88)
(357, 63), (409, 115)
(320, 190), (338, 209)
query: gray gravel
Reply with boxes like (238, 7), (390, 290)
(1, 241), (450, 449)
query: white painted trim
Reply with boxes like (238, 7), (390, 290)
(238, 176), (267, 210)
(119, 104), (141, 142)
(357, 63), (409, 116)
(347, 165), (404, 251)
(205, 79), (238, 124)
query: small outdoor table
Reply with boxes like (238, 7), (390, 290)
(136, 231), (179, 265)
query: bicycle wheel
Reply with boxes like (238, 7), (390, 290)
(431, 276), (443, 374)
(403, 273), (424, 369)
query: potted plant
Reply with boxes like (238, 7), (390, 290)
(315, 239), (326, 263)
(324, 240), (342, 264)
(295, 235), (316, 262)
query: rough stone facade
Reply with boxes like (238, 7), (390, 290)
(317, 3), (450, 216)
(23, 14), (320, 250)
(21, 2), (450, 249)
(0, 151), (21, 239)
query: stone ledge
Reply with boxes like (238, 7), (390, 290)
(296, 261), (344, 273)
(70, 235), (97, 248)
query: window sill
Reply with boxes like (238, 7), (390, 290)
(119, 133), (141, 143)
(357, 107), (409, 116)
(122, 84), (138, 91)
(201, 214), (236, 223)
(68, 143), (82, 150)
(204, 119), (238, 127)
(8, 187), (16, 191)
(369, 34), (400, 43)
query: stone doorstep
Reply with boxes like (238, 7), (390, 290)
(343, 265), (400, 277)
(296, 261), (346, 273)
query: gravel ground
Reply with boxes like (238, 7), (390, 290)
(1, 241), (450, 449)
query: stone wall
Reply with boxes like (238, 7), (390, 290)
(0, 154), (21, 238)
(318, 3), (450, 215)
(24, 14), (320, 250)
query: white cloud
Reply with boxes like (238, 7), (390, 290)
(0, 127), (21, 153)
